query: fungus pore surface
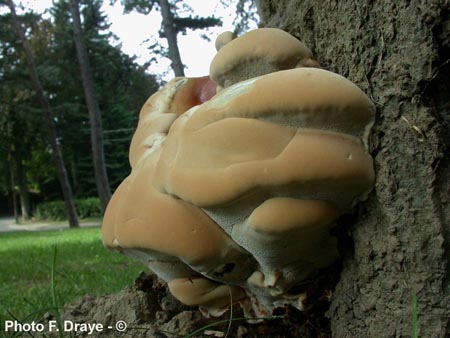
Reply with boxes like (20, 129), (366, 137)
(102, 28), (375, 317)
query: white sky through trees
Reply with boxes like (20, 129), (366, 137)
(19, 0), (257, 80)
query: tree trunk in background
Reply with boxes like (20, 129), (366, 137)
(259, 1), (449, 337)
(70, 158), (80, 196)
(158, 0), (185, 76)
(69, 0), (111, 212)
(8, 159), (19, 225)
(6, 0), (79, 228)
(15, 156), (31, 222)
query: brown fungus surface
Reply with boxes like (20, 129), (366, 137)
(102, 28), (375, 317)
(210, 27), (320, 89)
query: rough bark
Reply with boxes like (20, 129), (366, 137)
(258, 1), (449, 337)
(69, 0), (111, 211)
(6, 0), (79, 228)
(158, 0), (185, 76)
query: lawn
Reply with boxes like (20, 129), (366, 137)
(0, 227), (145, 329)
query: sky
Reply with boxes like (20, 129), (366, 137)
(19, 0), (258, 80)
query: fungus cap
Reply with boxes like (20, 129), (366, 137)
(154, 68), (375, 208)
(103, 76), (255, 283)
(168, 277), (246, 315)
(102, 29), (375, 318)
(215, 31), (236, 51)
(210, 28), (319, 88)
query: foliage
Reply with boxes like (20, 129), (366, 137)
(172, 15), (222, 35)
(35, 200), (67, 221)
(121, 0), (155, 14)
(35, 197), (102, 220)
(0, 8), (50, 217)
(76, 197), (102, 219)
(232, 0), (260, 34)
(0, 0), (159, 215)
(0, 227), (144, 326)
(0, 0), (258, 216)
(120, 0), (222, 32)
(48, 0), (159, 195)
(217, 0), (261, 35)
(119, 0), (222, 74)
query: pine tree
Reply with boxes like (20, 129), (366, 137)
(119, 0), (221, 76)
(69, 0), (111, 211)
(4, 0), (79, 227)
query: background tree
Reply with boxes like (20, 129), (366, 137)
(0, 11), (36, 221)
(0, 9), (61, 219)
(258, 1), (449, 337)
(69, 0), (111, 211)
(47, 0), (159, 195)
(222, 0), (260, 34)
(3, 0), (79, 227)
(0, 0), (158, 220)
(119, 0), (221, 76)
(0, 97), (34, 221)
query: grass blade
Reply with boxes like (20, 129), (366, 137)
(224, 285), (233, 338)
(51, 245), (64, 338)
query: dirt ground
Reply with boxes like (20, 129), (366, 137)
(40, 272), (337, 338)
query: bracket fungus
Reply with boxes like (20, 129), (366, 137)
(102, 28), (375, 318)
(210, 28), (320, 90)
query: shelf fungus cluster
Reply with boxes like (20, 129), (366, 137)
(102, 28), (375, 317)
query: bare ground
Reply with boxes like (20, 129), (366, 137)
(39, 272), (337, 338)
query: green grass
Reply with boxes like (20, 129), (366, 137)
(0, 227), (145, 328)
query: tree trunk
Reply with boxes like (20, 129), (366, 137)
(6, 0), (79, 228)
(70, 157), (80, 196)
(69, 0), (111, 212)
(15, 156), (31, 222)
(258, 1), (449, 337)
(158, 0), (185, 77)
(8, 158), (19, 225)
